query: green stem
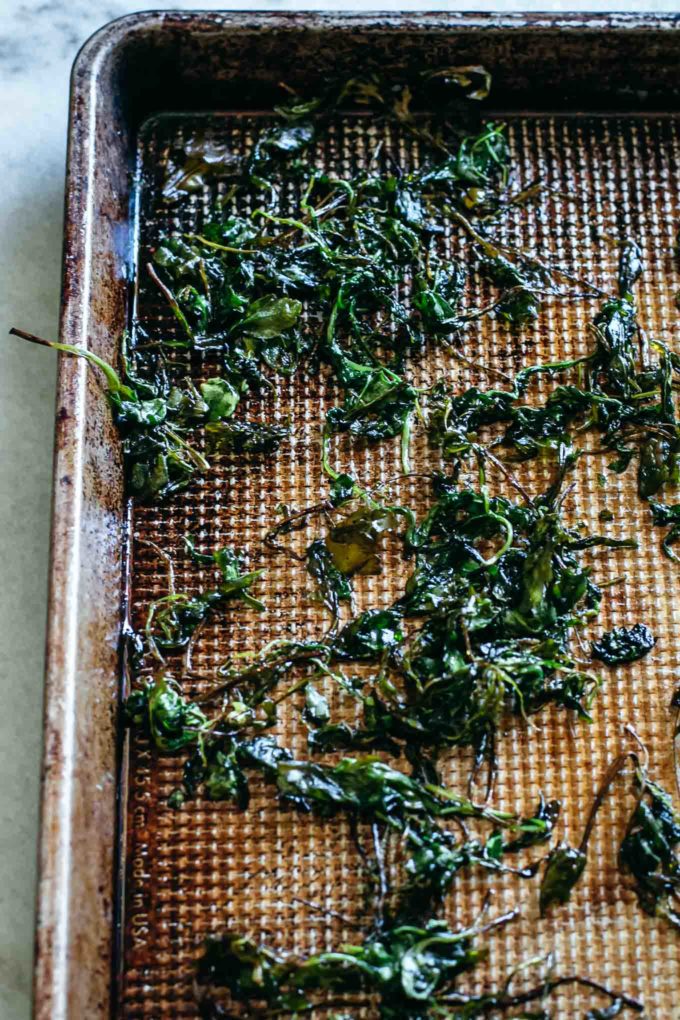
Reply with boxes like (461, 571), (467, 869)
(163, 426), (210, 471)
(257, 210), (334, 259)
(481, 512), (514, 566)
(185, 234), (261, 255)
(147, 263), (194, 341)
(400, 409), (413, 474)
(9, 327), (128, 395)
(321, 429), (340, 480)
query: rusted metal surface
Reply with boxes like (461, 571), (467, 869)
(36, 12), (679, 1020)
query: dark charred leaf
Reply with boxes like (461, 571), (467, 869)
(591, 624), (656, 666)
(620, 769), (680, 928)
(305, 538), (353, 618)
(333, 608), (404, 660)
(617, 239), (643, 297)
(649, 499), (680, 562)
(502, 796), (561, 854)
(330, 472), (357, 507)
(539, 843), (587, 916)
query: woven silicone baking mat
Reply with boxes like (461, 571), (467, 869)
(120, 111), (680, 1018)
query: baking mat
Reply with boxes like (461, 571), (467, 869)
(121, 111), (680, 1018)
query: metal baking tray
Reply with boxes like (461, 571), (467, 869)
(36, 12), (680, 1019)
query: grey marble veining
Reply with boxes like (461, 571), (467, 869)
(0, 2), (676, 1017)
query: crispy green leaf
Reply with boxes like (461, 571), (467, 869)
(237, 294), (303, 339)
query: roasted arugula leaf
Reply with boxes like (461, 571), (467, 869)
(197, 918), (484, 1018)
(502, 794), (561, 854)
(199, 377), (241, 420)
(323, 340), (419, 469)
(144, 590), (222, 654)
(162, 135), (241, 200)
(480, 248), (550, 325)
(10, 329), (213, 500)
(264, 754), (509, 828)
(426, 381), (515, 465)
(130, 465), (636, 783)
(236, 294), (303, 340)
(163, 101), (317, 202)
(8, 328), (284, 501)
(302, 683), (331, 727)
(135, 709), (551, 907)
(333, 608), (405, 659)
(305, 538), (353, 620)
(253, 471), (635, 772)
(620, 769), (680, 928)
(531, 245), (680, 499)
(591, 624), (656, 666)
(150, 237), (307, 388)
(144, 541), (264, 655)
(538, 747), (680, 927)
(426, 242), (680, 500)
(182, 737), (251, 808)
(126, 676), (209, 752)
(324, 505), (402, 576)
(185, 537), (266, 611)
(197, 917), (642, 1020)
(381, 475), (632, 764)
(537, 751), (636, 917)
(539, 843), (588, 916)
(329, 472), (357, 507)
(649, 500), (680, 562)
(146, 83), (551, 488)
(412, 263), (467, 334)
(324, 370), (418, 444)
(205, 419), (288, 454)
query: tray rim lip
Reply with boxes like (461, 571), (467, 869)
(36, 8), (680, 1019)
(67, 6), (680, 84)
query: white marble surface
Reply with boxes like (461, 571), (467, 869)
(0, 2), (677, 1017)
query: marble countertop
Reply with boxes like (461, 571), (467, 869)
(0, 2), (676, 1016)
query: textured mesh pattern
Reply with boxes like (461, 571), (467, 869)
(121, 112), (680, 1018)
